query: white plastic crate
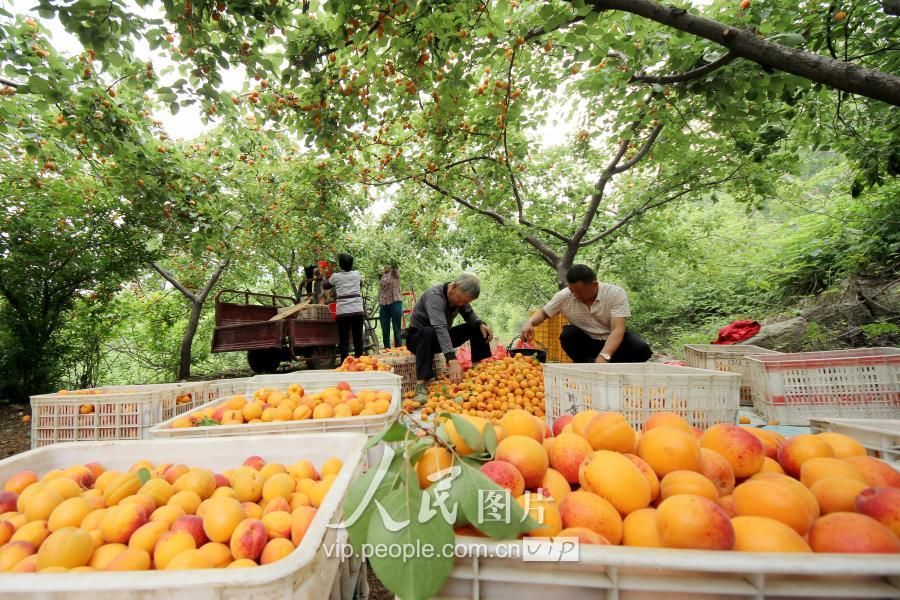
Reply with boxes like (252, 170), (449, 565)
(435, 538), (900, 599)
(684, 344), (782, 406)
(149, 371), (401, 466)
(810, 417), (900, 463)
(206, 377), (251, 401)
(543, 363), (740, 430)
(0, 432), (365, 599)
(29, 381), (209, 449)
(745, 348), (900, 425)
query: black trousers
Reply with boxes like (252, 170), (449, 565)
(336, 313), (365, 361)
(560, 324), (652, 363)
(406, 323), (492, 380)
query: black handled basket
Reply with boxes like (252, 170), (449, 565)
(507, 336), (548, 363)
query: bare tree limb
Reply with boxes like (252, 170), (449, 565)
(493, 49), (571, 244)
(573, 0), (900, 106)
(502, 47), (524, 223)
(370, 155), (497, 186)
(566, 109), (657, 256)
(630, 51), (737, 84)
(882, 0), (900, 15)
(524, 15), (586, 41)
(197, 260), (230, 303)
(578, 166), (743, 247)
(422, 177), (561, 265)
(613, 123), (664, 174)
(826, 4), (839, 60)
(151, 262), (198, 303)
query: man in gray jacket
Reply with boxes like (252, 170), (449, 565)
(406, 274), (493, 401)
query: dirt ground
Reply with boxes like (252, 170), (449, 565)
(0, 403), (30, 459)
(366, 565), (393, 600)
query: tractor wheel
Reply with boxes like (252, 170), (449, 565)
(247, 349), (281, 374)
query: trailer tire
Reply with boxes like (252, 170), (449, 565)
(247, 349), (281, 374)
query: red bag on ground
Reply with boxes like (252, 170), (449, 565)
(456, 346), (472, 370)
(711, 320), (761, 345)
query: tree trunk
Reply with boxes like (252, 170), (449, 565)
(152, 259), (229, 381)
(555, 259), (571, 290)
(178, 300), (203, 380)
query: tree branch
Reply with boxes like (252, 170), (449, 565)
(613, 123), (664, 174)
(370, 155), (496, 186)
(151, 262), (198, 303)
(0, 77), (21, 88)
(568, 107), (658, 254)
(502, 47), (524, 223)
(630, 51), (737, 84)
(495, 50), (571, 243)
(825, 5), (839, 60)
(578, 166), (743, 247)
(197, 259), (230, 303)
(574, 0), (900, 106)
(524, 15), (587, 41)
(423, 178), (561, 265)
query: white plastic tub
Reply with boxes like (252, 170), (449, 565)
(435, 538), (900, 599)
(543, 363), (740, 430)
(0, 433), (366, 599)
(684, 344), (782, 406)
(149, 371), (401, 467)
(206, 377), (252, 401)
(809, 417), (900, 463)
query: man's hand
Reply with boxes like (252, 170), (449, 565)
(448, 359), (463, 383)
(480, 323), (493, 341)
(595, 354), (609, 364)
(521, 321), (535, 342)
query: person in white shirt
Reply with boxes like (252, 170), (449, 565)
(520, 264), (652, 363)
(323, 253), (365, 362)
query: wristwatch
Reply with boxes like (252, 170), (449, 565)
(599, 352), (612, 362)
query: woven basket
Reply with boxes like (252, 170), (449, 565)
(375, 352), (449, 394)
(377, 353), (417, 396)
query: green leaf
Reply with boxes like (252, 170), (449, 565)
(405, 437), (433, 465)
(345, 448), (406, 552)
(136, 467), (152, 485)
(26, 75), (51, 95)
(454, 462), (538, 538)
(483, 423), (498, 457)
(441, 412), (483, 454)
(768, 33), (805, 48)
(364, 417), (406, 449)
(367, 485), (455, 600)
